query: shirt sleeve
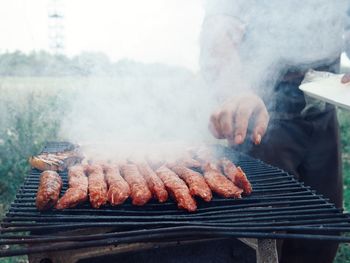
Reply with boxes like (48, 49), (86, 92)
(203, 0), (247, 23)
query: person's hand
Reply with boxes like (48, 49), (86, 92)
(341, 73), (350, 84)
(209, 93), (269, 146)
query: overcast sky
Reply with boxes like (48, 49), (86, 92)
(0, 0), (204, 71)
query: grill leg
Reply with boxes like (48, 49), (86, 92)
(238, 238), (278, 263)
(257, 239), (278, 263)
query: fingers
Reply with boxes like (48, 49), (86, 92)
(209, 112), (224, 139)
(341, 73), (350, 84)
(208, 94), (269, 146)
(219, 110), (235, 144)
(252, 104), (269, 145)
(209, 107), (236, 144)
(234, 103), (254, 144)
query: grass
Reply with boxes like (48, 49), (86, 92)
(335, 160), (350, 263)
(0, 77), (349, 262)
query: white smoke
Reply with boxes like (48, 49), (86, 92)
(59, 1), (349, 159)
(202, 0), (348, 94)
(59, 67), (217, 159)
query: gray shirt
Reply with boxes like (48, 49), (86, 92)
(203, 0), (348, 90)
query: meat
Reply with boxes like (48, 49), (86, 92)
(174, 153), (202, 168)
(145, 156), (165, 170)
(170, 165), (212, 202)
(192, 146), (215, 164)
(29, 150), (83, 172)
(103, 164), (130, 205)
(36, 171), (62, 211)
(120, 164), (152, 206)
(136, 162), (168, 203)
(202, 162), (243, 198)
(55, 165), (89, 210)
(85, 164), (108, 208)
(156, 166), (197, 212)
(220, 158), (252, 195)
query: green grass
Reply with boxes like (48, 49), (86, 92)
(335, 160), (350, 263)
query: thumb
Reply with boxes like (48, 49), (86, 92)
(341, 73), (350, 84)
(252, 106), (269, 145)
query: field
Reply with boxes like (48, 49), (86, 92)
(0, 77), (350, 262)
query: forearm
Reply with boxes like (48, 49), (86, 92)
(200, 15), (250, 99)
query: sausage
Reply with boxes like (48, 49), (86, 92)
(36, 171), (62, 211)
(55, 165), (88, 210)
(103, 164), (130, 205)
(86, 164), (108, 208)
(29, 150), (83, 172)
(173, 155), (202, 169)
(220, 158), (252, 195)
(137, 162), (168, 203)
(30, 156), (61, 172)
(120, 164), (152, 206)
(170, 165), (212, 202)
(202, 162), (243, 198)
(156, 166), (197, 212)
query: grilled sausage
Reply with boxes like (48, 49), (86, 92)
(220, 158), (252, 195)
(29, 150), (83, 172)
(86, 164), (108, 208)
(202, 162), (243, 198)
(103, 164), (130, 205)
(174, 155), (202, 169)
(170, 165), (212, 202)
(36, 171), (62, 211)
(120, 164), (152, 206)
(55, 165), (88, 210)
(156, 166), (197, 212)
(137, 162), (168, 203)
(30, 156), (61, 172)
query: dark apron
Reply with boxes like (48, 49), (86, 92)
(245, 61), (343, 263)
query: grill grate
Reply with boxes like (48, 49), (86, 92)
(1, 141), (350, 257)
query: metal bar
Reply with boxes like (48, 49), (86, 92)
(12, 194), (323, 204)
(18, 181), (302, 192)
(4, 208), (342, 223)
(2, 217), (350, 233)
(7, 203), (335, 216)
(2, 224), (349, 245)
(7, 199), (331, 218)
(1, 229), (350, 258)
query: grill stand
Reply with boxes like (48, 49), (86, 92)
(240, 238), (278, 263)
(28, 238), (278, 263)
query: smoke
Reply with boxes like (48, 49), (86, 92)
(59, 1), (349, 159)
(59, 64), (217, 160)
(203, 0), (348, 96)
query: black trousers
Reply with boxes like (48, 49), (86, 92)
(247, 107), (343, 263)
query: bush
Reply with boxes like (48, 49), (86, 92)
(0, 79), (68, 218)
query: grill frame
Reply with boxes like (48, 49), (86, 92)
(1, 141), (350, 257)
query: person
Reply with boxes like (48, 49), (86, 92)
(345, 7), (350, 60)
(200, 1), (350, 263)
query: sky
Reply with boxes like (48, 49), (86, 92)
(0, 0), (204, 71)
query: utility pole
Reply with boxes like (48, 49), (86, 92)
(47, 0), (65, 54)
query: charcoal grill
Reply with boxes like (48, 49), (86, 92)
(1, 141), (350, 262)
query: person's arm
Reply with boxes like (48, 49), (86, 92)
(200, 15), (269, 146)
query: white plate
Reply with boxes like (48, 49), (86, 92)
(299, 73), (350, 110)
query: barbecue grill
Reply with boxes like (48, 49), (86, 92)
(1, 141), (350, 262)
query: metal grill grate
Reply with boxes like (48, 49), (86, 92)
(1, 141), (350, 257)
